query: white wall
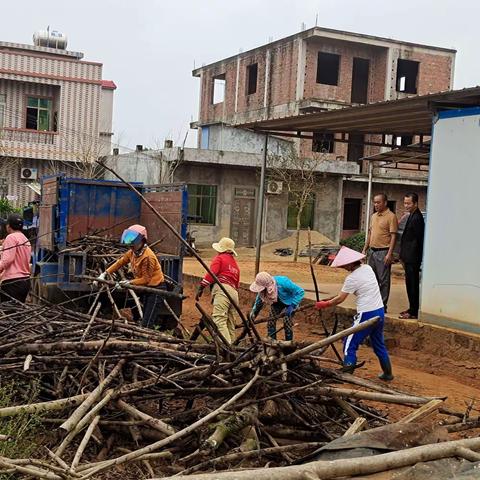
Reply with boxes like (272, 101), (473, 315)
(421, 108), (480, 332)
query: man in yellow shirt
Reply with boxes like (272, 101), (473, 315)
(362, 194), (398, 311)
(97, 224), (165, 327)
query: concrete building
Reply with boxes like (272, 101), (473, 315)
(189, 27), (455, 241)
(0, 31), (116, 205)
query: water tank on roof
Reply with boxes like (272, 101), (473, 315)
(33, 30), (68, 50)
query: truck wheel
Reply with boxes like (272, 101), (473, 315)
(30, 276), (63, 304)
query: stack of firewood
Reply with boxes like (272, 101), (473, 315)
(2, 297), (474, 480)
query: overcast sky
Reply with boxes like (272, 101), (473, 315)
(3, 0), (479, 152)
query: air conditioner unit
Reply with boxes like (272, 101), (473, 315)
(21, 167), (38, 180)
(267, 180), (283, 194)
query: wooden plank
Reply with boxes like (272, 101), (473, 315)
(343, 417), (368, 437)
(398, 399), (444, 424)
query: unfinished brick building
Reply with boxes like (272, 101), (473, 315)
(187, 27), (455, 244)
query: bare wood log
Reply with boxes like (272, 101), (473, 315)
(333, 398), (359, 421)
(343, 417), (368, 437)
(80, 302), (102, 342)
(277, 317), (379, 364)
(163, 436), (480, 480)
(70, 415), (100, 472)
(311, 386), (443, 406)
(60, 359), (125, 432)
(398, 399), (444, 424)
(454, 446), (480, 462)
(117, 399), (176, 437)
(0, 394), (88, 418)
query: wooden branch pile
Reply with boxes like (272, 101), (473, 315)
(0, 299), (478, 479)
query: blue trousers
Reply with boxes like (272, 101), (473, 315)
(343, 307), (390, 366)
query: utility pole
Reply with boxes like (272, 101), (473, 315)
(364, 161), (374, 236)
(254, 134), (268, 276)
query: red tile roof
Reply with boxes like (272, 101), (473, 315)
(101, 80), (117, 90)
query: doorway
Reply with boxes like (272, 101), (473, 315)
(351, 58), (370, 104)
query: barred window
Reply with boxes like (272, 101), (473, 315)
(188, 184), (217, 225)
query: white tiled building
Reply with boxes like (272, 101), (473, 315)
(0, 34), (116, 205)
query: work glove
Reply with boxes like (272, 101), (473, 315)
(315, 300), (332, 310)
(285, 305), (296, 317)
(195, 285), (205, 301)
(93, 272), (106, 288)
(118, 280), (131, 289)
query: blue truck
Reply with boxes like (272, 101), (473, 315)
(32, 175), (188, 317)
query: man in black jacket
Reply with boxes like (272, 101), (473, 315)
(399, 193), (425, 319)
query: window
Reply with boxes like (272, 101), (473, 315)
(312, 132), (335, 153)
(387, 200), (397, 213)
(395, 135), (413, 147)
(188, 184), (217, 225)
(343, 198), (362, 230)
(246, 63), (258, 95)
(396, 59), (419, 94)
(287, 193), (315, 230)
(212, 74), (226, 104)
(0, 94), (5, 128)
(316, 52), (340, 86)
(26, 97), (52, 131)
(351, 58), (369, 103)
(347, 134), (364, 162)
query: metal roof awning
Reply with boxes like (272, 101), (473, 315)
(236, 86), (480, 137)
(363, 141), (430, 169)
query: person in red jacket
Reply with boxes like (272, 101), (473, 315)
(196, 237), (240, 344)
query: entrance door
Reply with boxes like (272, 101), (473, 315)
(231, 187), (256, 247)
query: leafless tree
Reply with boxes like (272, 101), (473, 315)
(268, 147), (325, 262)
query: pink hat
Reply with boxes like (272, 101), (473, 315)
(249, 272), (275, 293)
(128, 224), (147, 239)
(331, 246), (365, 268)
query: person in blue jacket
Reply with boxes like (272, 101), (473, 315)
(249, 271), (304, 341)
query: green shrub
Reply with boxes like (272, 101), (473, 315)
(0, 380), (44, 474)
(340, 232), (365, 252)
(0, 199), (21, 218)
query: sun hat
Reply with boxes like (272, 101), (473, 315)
(249, 271), (275, 293)
(331, 246), (365, 268)
(212, 237), (237, 256)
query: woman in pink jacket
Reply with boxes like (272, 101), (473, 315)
(0, 214), (32, 303)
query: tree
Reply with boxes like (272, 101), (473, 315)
(267, 147), (324, 262)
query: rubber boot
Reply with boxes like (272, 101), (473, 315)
(378, 358), (394, 381)
(341, 362), (356, 374)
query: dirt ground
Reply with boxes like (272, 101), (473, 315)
(180, 280), (480, 429)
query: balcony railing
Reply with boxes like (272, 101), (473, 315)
(0, 127), (56, 145)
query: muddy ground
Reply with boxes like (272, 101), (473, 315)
(181, 279), (480, 430)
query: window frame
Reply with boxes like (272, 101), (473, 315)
(211, 74), (226, 105)
(187, 184), (218, 226)
(246, 63), (258, 95)
(316, 52), (340, 86)
(396, 59), (419, 94)
(287, 192), (315, 230)
(25, 95), (53, 132)
(312, 132), (335, 154)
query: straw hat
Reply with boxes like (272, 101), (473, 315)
(331, 246), (365, 268)
(212, 237), (237, 256)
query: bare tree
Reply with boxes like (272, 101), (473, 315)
(268, 147), (325, 262)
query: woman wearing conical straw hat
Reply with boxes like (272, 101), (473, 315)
(315, 246), (393, 381)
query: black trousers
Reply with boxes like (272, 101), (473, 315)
(130, 283), (167, 329)
(404, 263), (421, 316)
(0, 278), (31, 303)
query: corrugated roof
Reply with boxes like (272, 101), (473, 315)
(236, 86), (480, 137)
(101, 80), (117, 90)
